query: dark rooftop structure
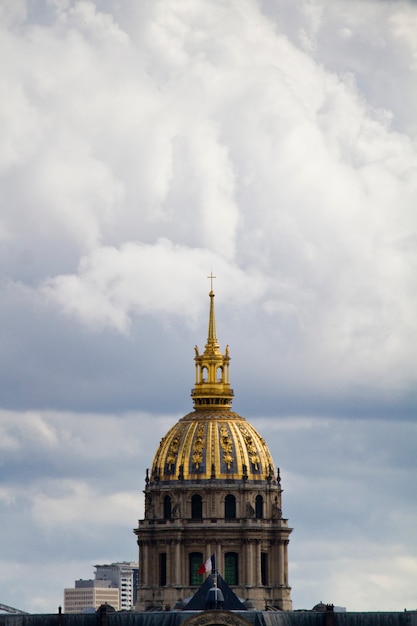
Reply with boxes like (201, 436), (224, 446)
(1, 606), (417, 626)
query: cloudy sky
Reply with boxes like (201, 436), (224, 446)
(1, 0), (416, 614)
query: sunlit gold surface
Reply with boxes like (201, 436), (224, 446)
(151, 409), (275, 481)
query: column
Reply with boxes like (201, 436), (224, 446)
(175, 540), (181, 584)
(278, 540), (285, 585)
(283, 540), (289, 586)
(256, 540), (261, 585)
(142, 544), (149, 585)
(167, 541), (171, 585)
(245, 540), (253, 585)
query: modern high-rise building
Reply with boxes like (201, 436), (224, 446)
(64, 580), (119, 614)
(94, 562), (138, 611)
(64, 562), (138, 613)
(134, 286), (292, 611)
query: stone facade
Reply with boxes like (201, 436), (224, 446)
(135, 475), (292, 610)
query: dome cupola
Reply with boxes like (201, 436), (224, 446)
(191, 286), (233, 409)
(150, 284), (275, 483)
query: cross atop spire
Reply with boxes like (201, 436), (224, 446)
(207, 271), (216, 293)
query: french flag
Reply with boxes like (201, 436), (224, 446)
(198, 554), (215, 575)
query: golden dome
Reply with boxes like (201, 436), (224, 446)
(151, 409), (275, 482)
(150, 284), (276, 483)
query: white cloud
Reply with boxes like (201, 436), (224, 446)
(41, 239), (267, 331)
(291, 548), (417, 611)
(31, 479), (139, 528)
(0, 411), (59, 450)
(0, 487), (15, 506)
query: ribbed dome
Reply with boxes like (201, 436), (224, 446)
(149, 286), (276, 484)
(151, 409), (275, 482)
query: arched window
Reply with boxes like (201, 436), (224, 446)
(225, 494), (236, 520)
(189, 552), (203, 585)
(255, 495), (263, 519)
(159, 553), (167, 586)
(163, 495), (171, 520)
(216, 366), (223, 382)
(224, 552), (238, 585)
(202, 366), (208, 382)
(191, 494), (202, 519)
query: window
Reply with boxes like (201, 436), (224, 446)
(255, 495), (263, 519)
(224, 552), (238, 585)
(225, 494), (236, 520)
(189, 552), (203, 585)
(159, 553), (167, 586)
(163, 495), (171, 520)
(191, 494), (202, 519)
(261, 552), (268, 585)
(217, 366), (223, 382)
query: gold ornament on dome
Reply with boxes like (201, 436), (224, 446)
(192, 424), (206, 469)
(219, 423), (234, 469)
(166, 426), (185, 469)
(239, 424), (261, 470)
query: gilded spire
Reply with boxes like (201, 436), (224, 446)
(207, 289), (217, 344)
(191, 280), (234, 409)
(205, 283), (221, 356)
(206, 271), (218, 346)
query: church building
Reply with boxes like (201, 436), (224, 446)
(134, 286), (292, 611)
